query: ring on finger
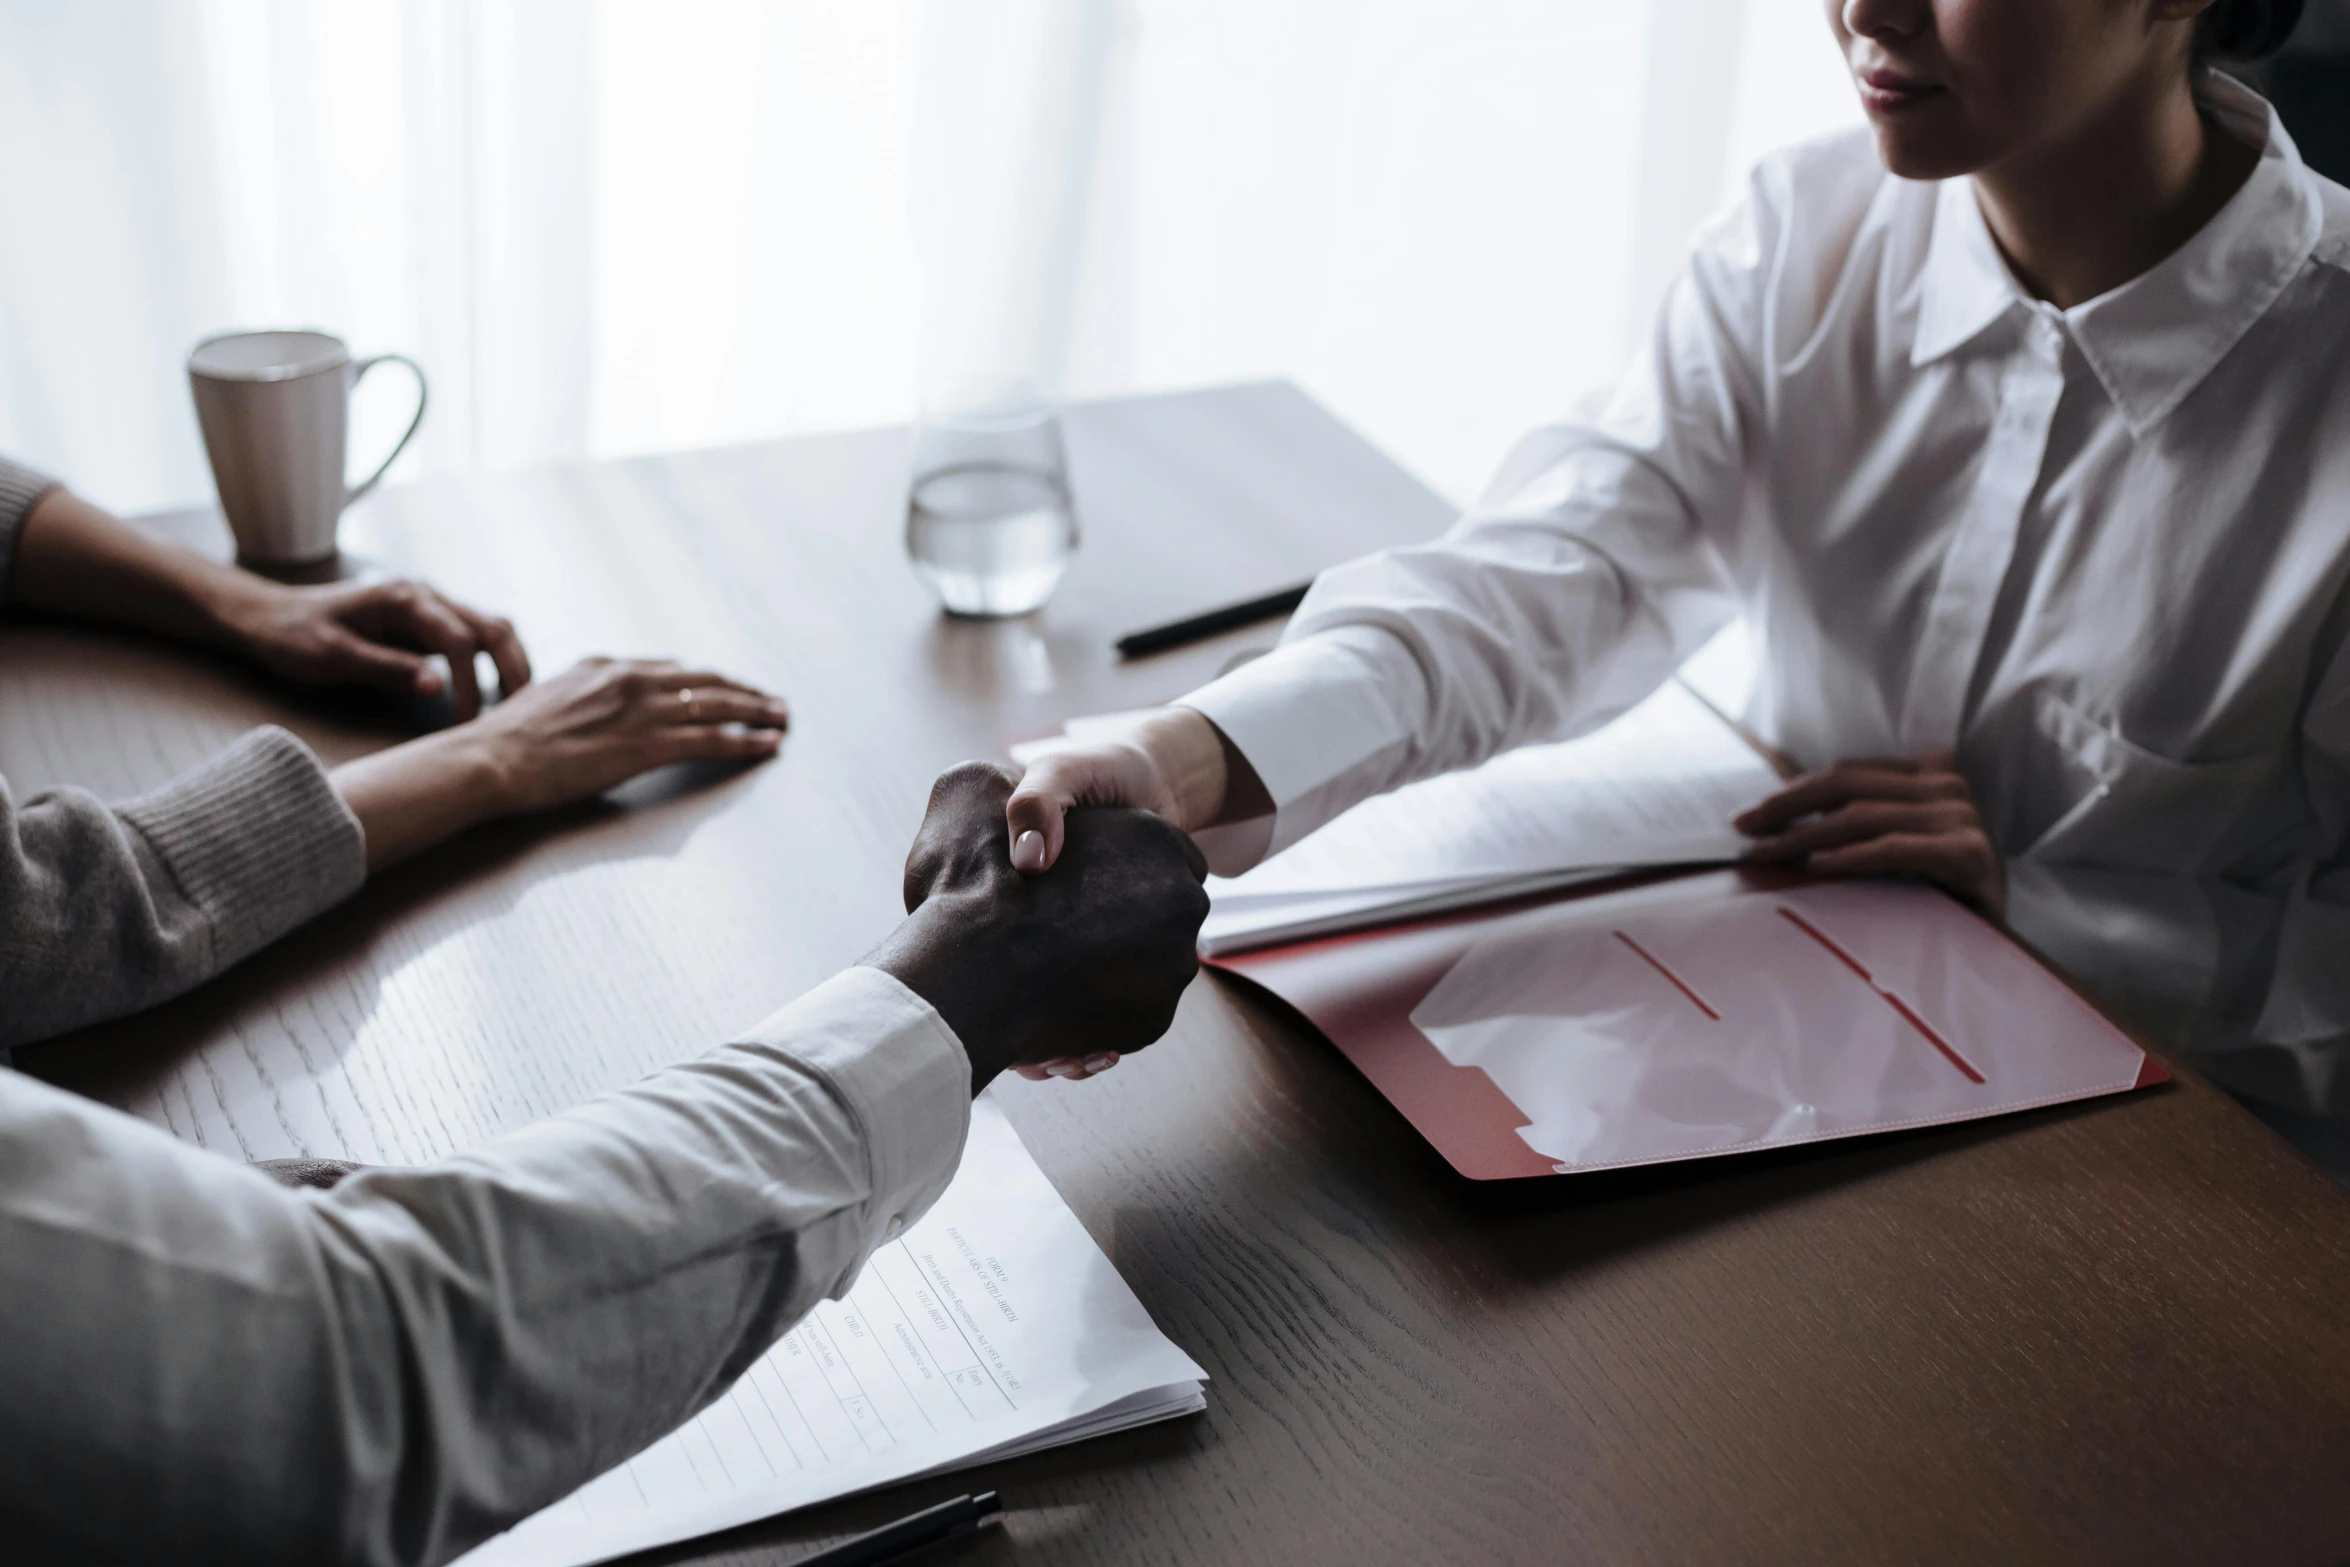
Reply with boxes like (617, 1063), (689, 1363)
(677, 687), (697, 719)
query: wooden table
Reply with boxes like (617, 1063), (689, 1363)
(10, 382), (2350, 1566)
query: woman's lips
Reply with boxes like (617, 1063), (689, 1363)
(1856, 67), (1944, 113)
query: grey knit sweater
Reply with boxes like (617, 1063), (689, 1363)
(0, 456), (366, 1050)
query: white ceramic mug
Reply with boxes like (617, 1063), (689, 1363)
(188, 329), (427, 570)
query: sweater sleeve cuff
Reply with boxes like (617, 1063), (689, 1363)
(735, 967), (972, 1254)
(0, 458), (61, 608)
(115, 727), (367, 973)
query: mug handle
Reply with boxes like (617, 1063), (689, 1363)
(345, 353), (428, 507)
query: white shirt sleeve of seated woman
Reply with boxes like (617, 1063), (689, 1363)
(1178, 166), (1793, 869)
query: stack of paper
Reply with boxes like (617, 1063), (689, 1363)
(1196, 680), (1780, 953)
(456, 1099), (1206, 1567)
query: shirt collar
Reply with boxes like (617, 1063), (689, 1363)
(1910, 175), (2019, 369)
(1910, 74), (2325, 436)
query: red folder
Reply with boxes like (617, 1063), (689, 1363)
(1208, 867), (2166, 1181)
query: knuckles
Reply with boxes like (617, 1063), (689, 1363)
(905, 762), (1208, 1046)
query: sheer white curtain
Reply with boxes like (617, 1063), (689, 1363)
(0, 0), (1858, 516)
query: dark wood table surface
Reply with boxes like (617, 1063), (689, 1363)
(10, 382), (2350, 1566)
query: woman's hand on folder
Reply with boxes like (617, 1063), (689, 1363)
(1734, 750), (2006, 917)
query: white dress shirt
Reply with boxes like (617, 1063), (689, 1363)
(0, 967), (970, 1566)
(1185, 76), (2350, 1114)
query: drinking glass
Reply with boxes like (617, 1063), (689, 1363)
(905, 379), (1077, 617)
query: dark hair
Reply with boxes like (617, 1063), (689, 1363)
(2195, 0), (2304, 62)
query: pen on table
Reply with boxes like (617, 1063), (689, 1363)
(792, 1491), (1003, 1566)
(1115, 581), (1312, 659)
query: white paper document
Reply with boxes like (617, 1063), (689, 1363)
(1197, 679), (1780, 954)
(456, 1099), (1207, 1567)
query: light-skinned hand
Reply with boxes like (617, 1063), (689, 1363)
(1734, 749), (2006, 917)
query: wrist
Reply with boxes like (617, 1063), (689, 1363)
(330, 725), (514, 873)
(191, 567), (280, 650)
(862, 894), (1034, 1090)
(431, 725), (520, 822)
(1150, 705), (1271, 828)
(1136, 707), (1229, 831)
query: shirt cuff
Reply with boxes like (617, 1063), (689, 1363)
(0, 457), (61, 608)
(115, 727), (368, 974)
(1178, 624), (1422, 873)
(734, 967), (972, 1252)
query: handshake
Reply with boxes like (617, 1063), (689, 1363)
(866, 762), (1214, 1090)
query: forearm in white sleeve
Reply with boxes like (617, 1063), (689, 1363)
(0, 966), (970, 1567)
(1179, 183), (1784, 868)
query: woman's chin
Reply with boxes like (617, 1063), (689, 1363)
(1869, 117), (1993, 183)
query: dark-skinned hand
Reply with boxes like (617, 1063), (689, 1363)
(1735, 749), (2006, 917)
(864, 762), (1211, 1092)
(219, 575), (533, 720)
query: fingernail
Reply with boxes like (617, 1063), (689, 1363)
(1012, 830), (1046, 871)
(1045, 1061), (1080, 1078)
(767, 701), (791, 720)
(1082, 1054), (1115, 1073)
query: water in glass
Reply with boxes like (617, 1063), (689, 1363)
(905, 381), (1076, 618)
(907, 463), (1074, 616)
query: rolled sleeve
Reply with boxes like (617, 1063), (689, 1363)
(0, 457), (61, 606)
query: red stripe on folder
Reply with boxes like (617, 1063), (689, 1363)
(1613, 931), (1719, 1020)
(1779, 905), (1985, 1085)
(1883, 992), (1985, 1084)
(1777, 907), (1873, 981)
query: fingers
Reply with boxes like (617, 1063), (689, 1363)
(339, 581), (536, 718)
(1014, 1053), (1120, 1082)
(622, 664), (791, 727)
(644, 723), (786, 764)
(905, 762), (1020, 912)
(320, 631), (438, 699)
(450, 599), (531, 697)
(1004, 744), (1169, 874)
(405, 593), (487, 718)
(1806, 830), (2005, 912)
(1004, 758), (1079, 873)
(657, 685), (792, 729)
(1732, 749), (2003, 912)
(1735, 756), (1967, 836)
(1740, 798), (1977, 863)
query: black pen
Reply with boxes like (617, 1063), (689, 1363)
(1115, 581), (1312, 659)
(792, 1491), (1003, 1566)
